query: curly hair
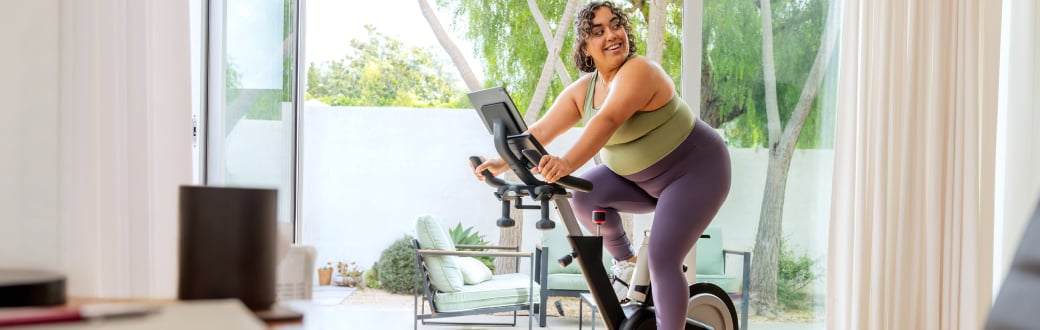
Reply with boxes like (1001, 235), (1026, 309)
(572, 1), (638, 73)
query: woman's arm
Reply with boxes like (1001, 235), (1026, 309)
(526, 78), (588, 145)
(539, 57), (673, 182)
(473, 76), (588, 179)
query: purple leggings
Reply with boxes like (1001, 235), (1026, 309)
(571, 118), (731, 329)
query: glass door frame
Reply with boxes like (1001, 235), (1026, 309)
(202, 0), (306, 242)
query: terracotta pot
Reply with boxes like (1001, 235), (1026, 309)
(318, 269), (333, 286)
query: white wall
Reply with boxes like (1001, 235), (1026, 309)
(294, 107), (833, 273)
(0, 0), (192, 298)
(994, 0), (1040, 295)
(0, 0), (61, 272)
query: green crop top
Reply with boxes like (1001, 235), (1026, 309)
(583, 71), (696, 175)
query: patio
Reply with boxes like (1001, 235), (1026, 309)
(277, 285), (820, 330)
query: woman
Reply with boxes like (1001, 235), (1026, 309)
(473, 2), (731, 329)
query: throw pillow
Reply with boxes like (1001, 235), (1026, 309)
(414, 215), (465, 292)
(457, 257), (493, 285)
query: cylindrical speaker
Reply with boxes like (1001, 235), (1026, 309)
(178, 185), (277, 311)
(0, 269), (65, 307)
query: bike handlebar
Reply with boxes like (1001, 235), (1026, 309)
(519, 150), (593, 192)
(469, 155), (593, 193)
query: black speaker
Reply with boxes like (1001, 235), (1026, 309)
(0, 269), (65, 307)
(178, 185), (277, 311)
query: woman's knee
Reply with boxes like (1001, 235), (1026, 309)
(646, 240), (689, 272)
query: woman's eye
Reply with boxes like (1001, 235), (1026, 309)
(612, 22), (621, 30)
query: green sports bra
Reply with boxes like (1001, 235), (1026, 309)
(583, 71), (696, 175)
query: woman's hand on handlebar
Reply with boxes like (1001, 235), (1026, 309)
(472, 157), (509, 180)
(534, 155), (575, 184)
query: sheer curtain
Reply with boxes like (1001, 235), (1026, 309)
(828, 0), (1002, 329)
(59, 0), (191, 297)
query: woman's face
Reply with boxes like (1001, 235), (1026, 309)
(584, 6), (629, 71)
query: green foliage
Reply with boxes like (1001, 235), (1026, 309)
(376, 235), (419, 294)
(362, 261), (381, 289)
(277, 0), (296, 103)
(704, 0), (830, 148)
(448, 223), (495, 272)
(436, 0), (568, 119)
(306, 25), (466, 108)
(777, 236), (818, 312)
(434, 1), (685, 119)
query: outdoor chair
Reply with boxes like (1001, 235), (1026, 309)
(695, 226), (751, 329)
(412, 215), (542, 329)
(533, 225), (613, 327)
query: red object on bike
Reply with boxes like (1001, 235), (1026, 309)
(592, 210), (607, 225)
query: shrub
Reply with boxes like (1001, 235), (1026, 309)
(362, 261), (380, 289)
(376, 235), (418, 294)
(448, 223), (495, 272)
(777, 236), (818, 312)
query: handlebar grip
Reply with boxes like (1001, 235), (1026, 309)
(519, 150), (593, 193)
(519, 149), (542, 170)
(469, 156), (508, 188)
(556, 176), (592, 192)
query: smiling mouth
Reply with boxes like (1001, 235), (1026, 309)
(605, 43), (621, 51)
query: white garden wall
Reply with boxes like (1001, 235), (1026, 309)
(228, 106), (833, 274)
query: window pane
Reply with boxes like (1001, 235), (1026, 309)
(704, 0), (837, 326)
(208, 0), (298, 224)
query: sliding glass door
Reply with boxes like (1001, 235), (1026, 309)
(206, 0), (301, 227)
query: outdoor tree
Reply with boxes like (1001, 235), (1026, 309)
(419, 0), (483, 91)
(750, 0), (837, 317)
(704, 0), (831, 149)
(702, 0), (838, 316)
(305, 25), (465, 108)
(434, 0), (572, 120)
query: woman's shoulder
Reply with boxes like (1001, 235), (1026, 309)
(619, 55), (667, 77)
(616, 56), (674, 91)
(560, 72), (596, 97)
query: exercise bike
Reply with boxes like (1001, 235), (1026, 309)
(467, 87), (738, 330)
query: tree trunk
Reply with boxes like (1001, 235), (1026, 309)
(750, 150), (791, 318)
(524, 0), (580, 123)
(418, 0), (482, 91)
(526, 0), (574, 86)
(749, 0), (840, 317)
(645, 0), (668, 62)
(758, 0), (781, 147)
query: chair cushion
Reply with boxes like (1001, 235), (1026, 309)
(696, 274), (741, 294)
(457, 257), (493, 285)
(432, 273), (540, 313)
(415, 215), (465, 292)
(696, 227), (725, 275)
(546, 273), (590, 291)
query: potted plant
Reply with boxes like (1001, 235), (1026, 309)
(318, 262), (333, 286)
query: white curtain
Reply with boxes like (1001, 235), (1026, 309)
(828, 0), (1002, 329)
(59, 0), (192, 298)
